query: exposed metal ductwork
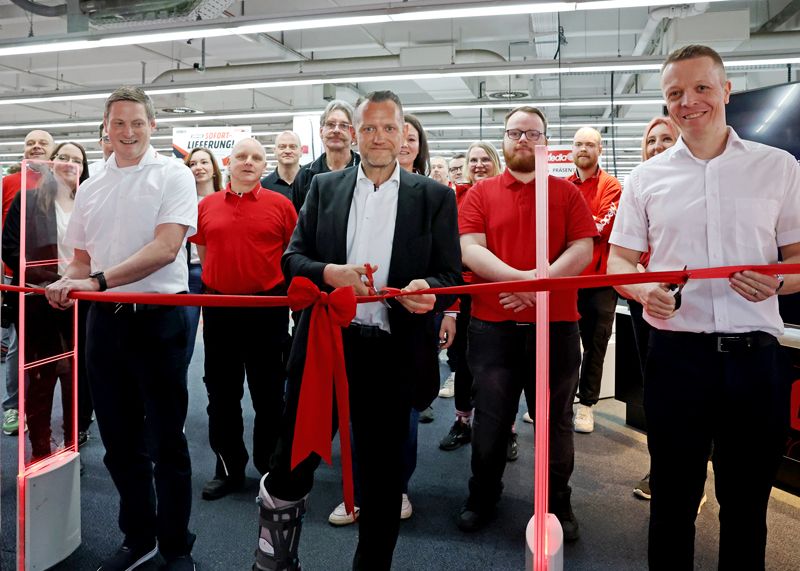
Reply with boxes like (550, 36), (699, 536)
(9, 0), (67, 18)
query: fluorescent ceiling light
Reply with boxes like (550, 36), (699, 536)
(0, 1), (730, 59)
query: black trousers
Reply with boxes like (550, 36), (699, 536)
(645, 330), (791, 571)
(76, 301), (94, 433)
(86, 304), (193, 558)
(466, 319), (581, 510)
(266, 326), (412, 571)
(202, 304), (289, 478)
(452, 295), (475, 414)
(577, 287), (617, 406)
(626, 299), (652, 378)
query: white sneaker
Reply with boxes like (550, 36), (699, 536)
(438, 373), (455, 398)
(573, 404), (594, 433)
(328, 501), (360, 526)
(522, 411), (533, 424)
(400, 494), (413, 520)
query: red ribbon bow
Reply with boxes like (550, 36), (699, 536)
(287, 277), (357, 516)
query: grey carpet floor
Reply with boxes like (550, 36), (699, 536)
(1, 338), (799, 570)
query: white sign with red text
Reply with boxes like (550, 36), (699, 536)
(547, 145), (575, 178)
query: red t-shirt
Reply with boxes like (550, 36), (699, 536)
(2, 170), (42, 224)
(189, 183), (298, 294)
(566, 167), (621, 276)
(458, 169), (598, 323)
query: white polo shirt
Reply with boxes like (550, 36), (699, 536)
(64, 147), (197, 294)
(346, 162), (401, 332)
(610, 128), (800, 337)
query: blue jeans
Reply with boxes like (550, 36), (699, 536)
(185, 263), (202, 365)
(2, 323), (18, 411)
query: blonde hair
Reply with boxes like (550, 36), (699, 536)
(466, 141), (502, 183)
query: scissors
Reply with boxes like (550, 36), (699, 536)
(363, 264), (391, 309)
(667, 265), (688, 310)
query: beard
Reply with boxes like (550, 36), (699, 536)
(574, 155), (597, 170)
(503, 144), (535, 173)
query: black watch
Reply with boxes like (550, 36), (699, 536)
(89, 271), (107, 292)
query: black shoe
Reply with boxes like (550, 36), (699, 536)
(551, 487), (580, 542)
(457, 503), (494, 532)
(97, 542), (158, 571)
(506, 432), (519, 462)
(163, 554), (196, 571)
(78, 430), (90, 448)
(201, 476), (244, 501)
(418, 406), (434, 424)
(439, 420), (471, 451)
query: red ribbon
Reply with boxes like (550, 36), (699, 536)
(286, 277), (357, 516)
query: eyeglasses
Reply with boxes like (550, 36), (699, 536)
(322, 121), (351, 131)
(54, 154), (83, 165)
(100, 136), (110, 143)
(505, 129), (545, 141)
(448, 165), (464, 173)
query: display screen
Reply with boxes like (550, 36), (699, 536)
(727, 81), (800, 326)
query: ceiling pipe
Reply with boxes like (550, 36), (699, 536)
(9, 0), (67, 17)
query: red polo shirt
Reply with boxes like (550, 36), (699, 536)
(458, 169), (597, 323)
(190, 183), (297, 294)
(2, 170), (42, 223)
(566, 167), (621, 276)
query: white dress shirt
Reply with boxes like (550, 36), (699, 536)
(87, 159), (106, 178)
(610, 128), (800, 336)
(346, 162), (401, 332)
(64, 147), (197, 293)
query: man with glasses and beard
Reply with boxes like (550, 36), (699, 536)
(456, 106), (597, 540)
(292, 100), (360, 212)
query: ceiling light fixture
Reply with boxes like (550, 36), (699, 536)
(0, 1), (728, 59)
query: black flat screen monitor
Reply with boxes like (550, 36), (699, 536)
(727, 81), (800, 325)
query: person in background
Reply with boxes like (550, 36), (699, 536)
(567, 127), (622, 434)
(628, 116), (679, 501)
(261, 131), (302, 201)
(447, 153), (467, 187)
(1, 128), (54, 438)
(439, 141), (501, 455)
(429, 156), (449, 186)
(88, 124), (114, 177)
(184, 147), (222, 364)
(3, 142), (88, 460)
(190, 138), (297, 501)
(292, 100), (360, 212)
(608, 45), (800, 570)
(398, 114), (430, 176)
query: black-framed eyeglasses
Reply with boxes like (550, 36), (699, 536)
(100, 136), (111, 143)
(505, 129), (545, 141)
(448, 165), (464, 173)
(322, 121), (351, 131)
(54, 154), (84, 165)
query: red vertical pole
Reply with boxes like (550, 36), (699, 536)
(533, 145), (550, 571)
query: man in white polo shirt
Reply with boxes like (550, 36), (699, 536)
(45, 86), (198, 571)
(608, 45), (800, 570)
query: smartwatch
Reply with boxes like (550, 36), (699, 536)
(776, 274), (785, 293)
(89, 270), (107, 292)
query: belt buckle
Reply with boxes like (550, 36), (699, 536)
(716, 336), (750, 353)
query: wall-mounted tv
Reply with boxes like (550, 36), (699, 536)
(727, 81), (800, 325)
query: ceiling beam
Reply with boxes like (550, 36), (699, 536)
(757, 0), (800, 33)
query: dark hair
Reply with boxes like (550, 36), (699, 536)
(449, 152), (466, 162)
(662, 44), (726, 77)
(35, 141), (89, 214)
(354, 90), (404, 125)
(104, 85), (156, 122)
(98, 123), (105, 139)
(504, 105), (548, 134)
(184, 147), (223, 192)
(404, 114), (430, 176)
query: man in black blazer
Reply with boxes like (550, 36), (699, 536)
(253, 91), (461, 571)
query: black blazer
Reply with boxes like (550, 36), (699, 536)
(3, 190), (61, 287)
(282, 166), (462, 410)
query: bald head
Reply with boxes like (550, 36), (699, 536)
(24, 129), (55, 161)
(229, 137), (267, 190)
(572, 127), (603, 173)
(275, 130), (302, 168)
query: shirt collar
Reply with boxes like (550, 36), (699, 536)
(570, 165), (602, 183)
(356, 161), (401, 190)
(107, 146), (161, 171)
(669, 126), (745, 161)
(224, 181), (262, 200)
(501, 167), (535, 189)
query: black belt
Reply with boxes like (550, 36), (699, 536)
(93, 292), (187, 315)
(654, 330), (776, 353)
(346, 323), (390, 339)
